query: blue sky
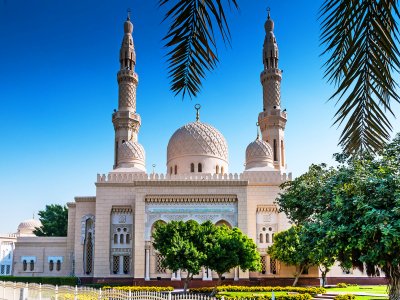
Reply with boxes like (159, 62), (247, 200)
(0, 0), (399, 233)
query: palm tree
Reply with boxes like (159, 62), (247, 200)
(160, 0), (400, 154)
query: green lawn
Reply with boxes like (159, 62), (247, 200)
(327, 285), (387, 294)
(219, 292), (288, 297)
(354, 296), (387, 300)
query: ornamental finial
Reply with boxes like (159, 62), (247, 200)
(195, 104), (201, 121)
(127, 8), (131, 20)
(267, 7), (271, 19)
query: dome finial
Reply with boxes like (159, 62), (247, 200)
(195, 104), (201, 121)
(267, 7), (271, 20)
(256, 122), (260, 140)
(127, 8), (131, 20)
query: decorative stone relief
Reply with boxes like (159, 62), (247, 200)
(145, 199), (237, 240)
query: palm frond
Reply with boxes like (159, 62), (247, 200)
(160, 0), (238, 98)
(320, 0), (400, 154)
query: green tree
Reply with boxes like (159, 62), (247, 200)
(33, 204), (68, 236)
(267, 226), (314, 286)
(277, 134), (400, 299)
(152, 220), (206, 292)
(203, 224), (261, 295)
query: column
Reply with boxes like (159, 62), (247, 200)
(234, 267), (239, 281)
(119, 256), (124, 275)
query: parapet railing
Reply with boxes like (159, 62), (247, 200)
(97, 172), (292, 184)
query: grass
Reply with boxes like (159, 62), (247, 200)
(326, 285), (387, 294)
(219, 292), (288, 297)
(354, 296), (387, 300)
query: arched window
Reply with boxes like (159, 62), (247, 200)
(221, 166), (224, 174)
(281, 140), (285, 167)
(56, 260), (61, 271)
(266, 233), (270, 243)
(216, 165), (219, 174)
(174, 165), (177, 175)
(30, 260), (34, 271)
(126, 234), (130, 244)
(198, 163), (202, 173)
(190, 163), (195, 173)
(273, 139), (277, 161)
(23, 260), (27, 271)
(120, 234), (124, 244)
(49, 260), (54, 271)
(259, 233), (264, 243)
(114, 234), (118, 244)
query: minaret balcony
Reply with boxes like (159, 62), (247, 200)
(117, 70), (138, 83)
(112, 111), (141, 124)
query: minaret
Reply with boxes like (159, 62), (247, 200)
(112, 12), (145, 171)
(258, 10), (287, 170)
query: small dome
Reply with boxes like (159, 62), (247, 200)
(18, 219), (42, 236)
(168, 121), (228, 163)
(117, 140), (146, 171)
(265, 11), (274, 32)
(124, 18), (133, 34)
(167, 121), (229, 174)
(245, 138), (273, 170)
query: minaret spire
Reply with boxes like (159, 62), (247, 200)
(258, 10), (287, 171)
(112, 13), (145, 171)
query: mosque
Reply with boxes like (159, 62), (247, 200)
(3, 11), (381, 285)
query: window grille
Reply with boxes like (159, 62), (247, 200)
(198, 163), (202, 172)
(49, 260), (54, 271)
(0, 265), (4, 275)
(56, 260), (61, 271)
(156, 254), (166, 273)
(261, 256), (267, 273)
(23, 260), (27, 271)
(85, 232), (93, 274)
(30, 260), (34, 271)
(123, 256), (130, 274)
(113, 256), (119, 274)
(190, 163), (194, 173)
(270, 258), (277, 274)
(6, 265), (10, 275)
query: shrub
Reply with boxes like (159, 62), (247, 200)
(190, 286), (325, 296)
(102, 286), (174, 292)
(0, 276), (78, 286)
(215, 294), (312, 300)
(336, 283), (348, 288)
(334, 294), (355, 300)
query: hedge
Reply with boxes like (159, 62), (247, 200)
(190, 286), (326, 296)
(334, 295), (355, 300)
(102, 286), (174, 292)
(215, 294), (313, 300)
(0, 276), (78, 286)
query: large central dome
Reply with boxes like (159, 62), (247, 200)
(167, 121), (229, 175)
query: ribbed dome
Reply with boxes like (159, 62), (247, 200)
(117, 140), (146, 171)
(245, 138), (273, 169)
(167, 121), (228, 163)
(17, 219), (42, 236)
